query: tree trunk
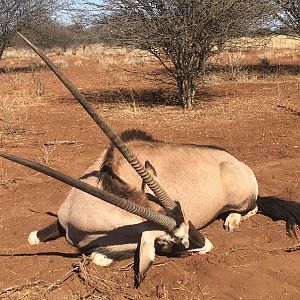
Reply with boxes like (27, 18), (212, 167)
(0, 41), (6, 60)
(177, 78), (196, 109)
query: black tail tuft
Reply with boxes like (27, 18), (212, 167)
(257, 196), (300, 237)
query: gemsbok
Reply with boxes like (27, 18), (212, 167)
(1, 33), (299, 287)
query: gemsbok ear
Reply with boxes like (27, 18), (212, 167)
(134, 231), (162, 288)
(142, 160), (157, 195)
(145, 160), (157, 177)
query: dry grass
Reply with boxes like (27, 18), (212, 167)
(0, 66), (47, 142)
(94, 48), (154, 87)
(268, 35), (300, 50)
(4, 35), (299, 59)
(0, 94), (28, 136)
(0, 257), (128, 300)
(1, 67), (46, 103)
(214, 35), (300, 70)
(1, 35), (299, 143)
(224, 35), (300, 52)
(3, 43), (155, 67)
(1, 58), (298, 146)
(40, 144), (57, 165)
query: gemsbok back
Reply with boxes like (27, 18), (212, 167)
(1, 33), (299, 287)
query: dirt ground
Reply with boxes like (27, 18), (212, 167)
(0, 48), (300, 299)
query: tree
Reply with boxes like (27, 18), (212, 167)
(0, 0), (67, 59)
(95, 0), (274, 108)
(21, 19), (88, 51)
(276, 1), (300, 37)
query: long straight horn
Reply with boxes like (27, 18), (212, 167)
(16, 32), (177, 212)
(0, 152), (177, 231)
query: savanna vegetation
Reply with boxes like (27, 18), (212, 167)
(1, 0), (300, 108)
(0, 1), (300, 299)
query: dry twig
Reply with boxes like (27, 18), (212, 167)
(277, 104), (300, 116)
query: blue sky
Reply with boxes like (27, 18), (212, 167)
(57, 1), (102, 23)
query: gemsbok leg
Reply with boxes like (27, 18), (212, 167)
(28, 219), (65, 245)
(224, 205), (258, 232)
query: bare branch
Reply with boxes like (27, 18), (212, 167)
(276, 1), (300, 37)
(93, 0), (274, 108)
(0, 0), (68, 59)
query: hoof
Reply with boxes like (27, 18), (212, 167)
(90, 252), (113, 266)
(28, 231), (40, 245)
(224, 213), (241, 232)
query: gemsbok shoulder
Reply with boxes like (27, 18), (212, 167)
(1, 33), (299, 287)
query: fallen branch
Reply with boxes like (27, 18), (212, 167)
(44, 140), (83, 146)
(268, 243), (300, 254)
(277, 104), (300, 116)
(0, 266), (78, 299)
(285, 244), (300, 253)
(0, 280), (48, 299)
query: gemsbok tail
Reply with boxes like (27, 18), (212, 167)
(257, 196), (300, 238)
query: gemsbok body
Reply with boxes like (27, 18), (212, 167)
(29, 129), (257, 260)
(1, 33), (299, 287)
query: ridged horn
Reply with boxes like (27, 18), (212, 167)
(0, 152), (177, 231)
(16, 32), (177, 212)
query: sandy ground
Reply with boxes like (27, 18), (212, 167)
(0, 50), (300, 299)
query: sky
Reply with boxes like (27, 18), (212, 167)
(56, 1), (101, 24)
